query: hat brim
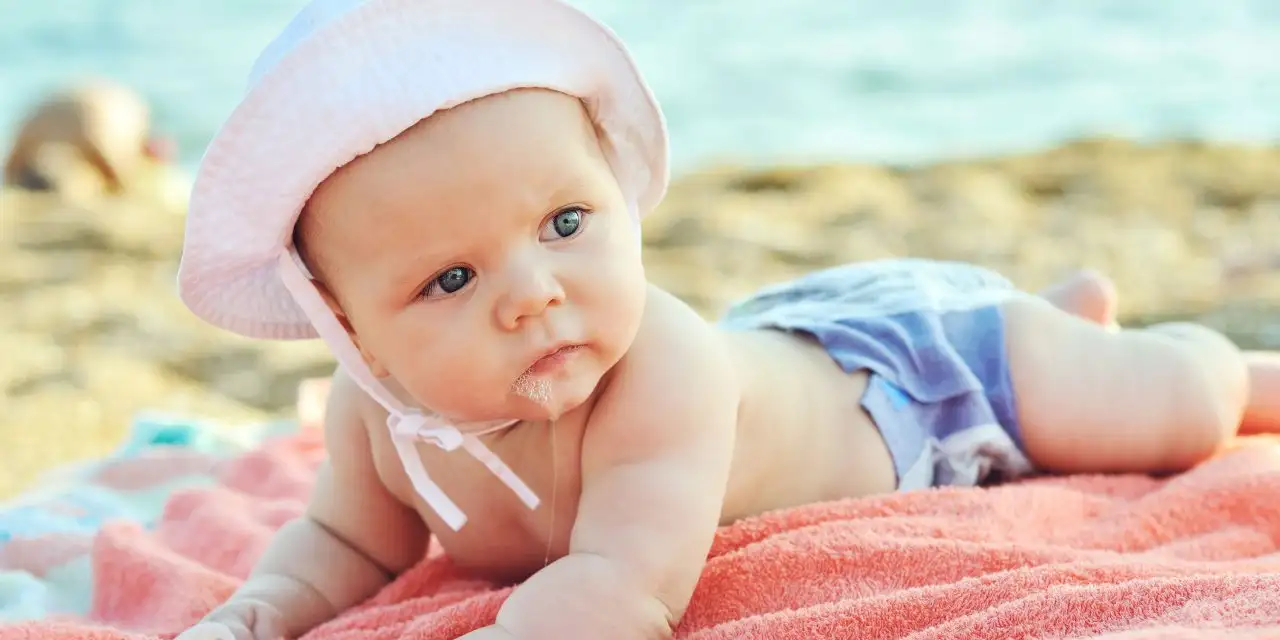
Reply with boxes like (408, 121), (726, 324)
(177, 0), (668, 340)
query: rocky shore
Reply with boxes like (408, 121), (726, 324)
(3, 137), (1279, 497)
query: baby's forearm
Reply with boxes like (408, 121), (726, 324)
(491, 552), (674, 640)
(208, 515), (391, 636)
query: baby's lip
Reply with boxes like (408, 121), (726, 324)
(523, 343), (584, 376)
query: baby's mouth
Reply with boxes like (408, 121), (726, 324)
(523, 344), (583, 377)
(509, 344), (584, 408)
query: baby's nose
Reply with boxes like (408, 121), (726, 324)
(496, 265), (565, 330)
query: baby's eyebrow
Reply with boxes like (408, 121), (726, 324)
(369, 242), (457, 297)
(541, 174), (601, 207)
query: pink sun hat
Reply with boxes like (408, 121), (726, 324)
(177, 0), (668, 342)
(175, 0), (669, 531)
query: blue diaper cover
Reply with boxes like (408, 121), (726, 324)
(719, 258), (1036, 490)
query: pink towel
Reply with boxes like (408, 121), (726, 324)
(3, 430), (1280, 639)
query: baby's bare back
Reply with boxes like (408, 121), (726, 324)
(718, 328), (896, 518)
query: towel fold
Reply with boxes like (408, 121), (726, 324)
(3, 430), (1279, 639)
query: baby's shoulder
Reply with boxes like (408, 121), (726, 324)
(322, 366), (387, 440)
(595, 285), (739, 428)
(629, 284), (730, 364)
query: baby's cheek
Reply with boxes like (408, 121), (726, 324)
(591, 218), (645, 303)
(405, 341), (506, 412)
(374, 335), (445, 404)
(588, 263), (646, 354)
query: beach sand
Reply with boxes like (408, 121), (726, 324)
(3, 136), (1279, 498)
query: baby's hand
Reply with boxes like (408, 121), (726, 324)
(175, 601), (291, 640)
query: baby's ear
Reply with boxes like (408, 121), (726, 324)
(311, 280), (391, 378)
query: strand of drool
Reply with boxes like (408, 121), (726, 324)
(544, 418), (558, 567)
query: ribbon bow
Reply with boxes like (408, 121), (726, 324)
(387, 409), (464, 451)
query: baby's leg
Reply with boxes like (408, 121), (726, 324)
(1003, 296), (1249, 474)
(1242, 351), (1280, 433)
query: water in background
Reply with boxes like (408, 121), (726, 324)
(3, 0), (1279, 174)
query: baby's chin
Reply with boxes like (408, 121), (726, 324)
(506, 369), (604, 422)
(407, 363), (608, 424)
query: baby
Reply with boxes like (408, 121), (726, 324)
(174, 0), (1280, 638)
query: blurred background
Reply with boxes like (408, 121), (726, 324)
(2, 0), (1279, 498)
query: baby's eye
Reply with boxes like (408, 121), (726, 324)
(538, 206), (587, 241)
(422, 266), (473, 299)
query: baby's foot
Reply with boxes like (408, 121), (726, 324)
(1037, 269), (1119, 329)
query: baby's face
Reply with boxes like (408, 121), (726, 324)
(298, 89), (647, 422)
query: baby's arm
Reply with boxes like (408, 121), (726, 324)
(469, 290), (740, 640)
(183, 369), (429, 639)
